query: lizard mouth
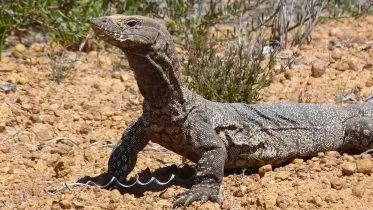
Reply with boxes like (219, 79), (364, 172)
(89, 18), (152, 50)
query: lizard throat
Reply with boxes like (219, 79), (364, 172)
(125, 50), (185, 108)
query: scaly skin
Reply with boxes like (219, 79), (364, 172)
(81, 15), (373, 207)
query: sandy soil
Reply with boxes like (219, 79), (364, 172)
(1, 16), (373, 210)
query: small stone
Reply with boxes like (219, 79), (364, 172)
(361, 153), (372, 159)
(196, 202), (221, 210)
(159, 187), (175, 199)
(233, 186), (246, 197)
(336, 61), (350, 71)
(292, 158), (304, 164)
(342, 154), (355, 162)
(72, 113), (80, 121)
(29, 43), (45, 53)
(308, 196), (323, 207)
(275, 171), (290, 180)
(331, 48), (343, 60)
(72, 201), (84, 209)
(317, 152), (325, 158)
(311, 61), (326, 78)
(111, 71), (121, 79)
(16, 77), (28, 85)
(18, 133), (32, 142)
(276, 194), (289, 208)
(297, 171), (308, 180)
(87, 50), (98, 60)
(258, 164), (272, 177)
(330, 178), (343, 190)
(112, 115), (124, 121)
(15, 43), (27, 52)
(98, 56), (112, 66)
(341, 162), (356, 175)
(100, 106), (115, 117)
(35, 56), (50, 64)
(54, 159), (71, 178)
(79, 124), (90, 134)
(0, 122), (5, 133)
(21, 103), (32, 111)
(352, 184), (365, 198)
(59, 199), (71, 209)
(311, 157), (319, 162)
(356, 159), (373, 174)
(284, 70), (293, 80)
(32, 125), (53, 141)
(324, 193), (337, 203)
(366, 78), (373, 87)
(348, 57), (360, 71)
(325, 151), (340, 158)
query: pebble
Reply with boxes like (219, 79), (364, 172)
(342, 154), (355, 162)
(233, 186), (246, 197)
(348, 57), (360, 71)
(325, 151), (340, 158)
(324, 193), (337, 203)
(311, 61), (326, 78)
(111, 71), (121, 79)
(352, 184), (365, 198)
(317, 152), (325, 158)
(284, 70), (293, 80)
(86, 50), (98, 60)
(18, 133), (33, 142)
(356, 159), (373, 175)
(21, 103), (33, 111)
(59, 199), (71, 209)
(336, 60), (350, 71)
(341, 162), (356, 175)
(29, 43), (45, 53)
(258, 164), (272, 177)
(331, 48), (343, 60)
(366, 78), (373, 87)
(361, 153), (372, 159)
(330, 178), (343, 190)
(275, 171), (290, 180)
(292, 158), (304, 164)
(16, 76), (28, 85)
(159, 187), (175, 199)
(0, 122), (5, 133)
(311, 157), (319, 162)
(276, 194), (289, 208)
(308, 196), (323, 207)
(72, 201), (84, 209)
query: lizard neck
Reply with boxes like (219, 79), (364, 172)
(124, 46), (185, 110)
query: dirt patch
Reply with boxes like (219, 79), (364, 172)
(1, 16), (373, 209)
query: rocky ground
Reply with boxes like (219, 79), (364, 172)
(0, 16), (373, 210)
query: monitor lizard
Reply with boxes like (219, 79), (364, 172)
(82, 15), (373, 207)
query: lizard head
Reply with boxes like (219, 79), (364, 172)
(89, 15), (171, 54)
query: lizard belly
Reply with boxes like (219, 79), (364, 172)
(150, 127), (201, 163)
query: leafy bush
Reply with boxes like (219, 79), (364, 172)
(4, 0), (363, 103)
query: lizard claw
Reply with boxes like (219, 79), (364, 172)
(173, 184), (222, 208)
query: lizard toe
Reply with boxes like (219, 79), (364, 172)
(173, 184), (220, 208)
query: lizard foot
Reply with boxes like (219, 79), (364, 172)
(173, 183), (222, 208)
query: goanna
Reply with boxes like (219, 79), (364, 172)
(81, 15), (373, 207)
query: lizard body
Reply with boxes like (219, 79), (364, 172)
(83, 15), (373, 207)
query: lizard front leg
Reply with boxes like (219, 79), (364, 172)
(173, 147), (227, 207)
(173, 120), (227, 207)
(78, 116), (150, 185)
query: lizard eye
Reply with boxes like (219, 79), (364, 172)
(126, 20), (139, 28)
